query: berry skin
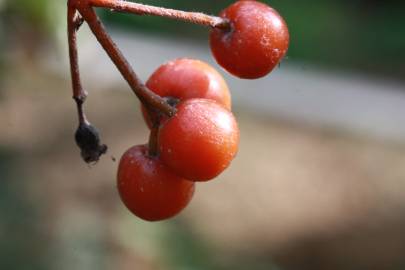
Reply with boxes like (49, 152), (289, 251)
(159, 98), (239, 181)
(117, 144), (195, 221)
(210, 0), (289, 79)
(143, 58), (231, 127)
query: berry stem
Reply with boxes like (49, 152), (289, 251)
(69, 2), (107, 163)
(146, 106), (163, 157)
(89, 0), (230, 30)
(68, 0), (230, 122)
(148, 125), (159, 157)
(76, 3), (176, 117)
(68, 3), (88, 124)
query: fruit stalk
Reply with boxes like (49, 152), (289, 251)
(76, 4), (176, 117)
(89, 0), (230, 29)
(68, 4), (88, 124)
(148, 125), (159, 157)
(69, 3), (108, 163)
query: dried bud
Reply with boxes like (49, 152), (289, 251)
(75, 123), (107, 163)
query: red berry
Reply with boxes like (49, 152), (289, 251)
(117, 144), (195, 221)
(143, 58), (231, 127)
(210, 0), (289, 79)
(159, 99), (239, 181)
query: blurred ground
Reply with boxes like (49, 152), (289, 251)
(1, 52), (405, 269)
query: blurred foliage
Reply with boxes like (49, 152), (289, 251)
(1, 2), (405, 269)
(161, 221), (279, 270)
(8, 0), (50, 29)
(162, 221), (222, 270)
(2, 0), (59, 34)
(0, 14), (4, 89)
(100, 0), (405, 80)
(0, 0), (65, 48)
(0, 147), (50, 270)
(1, 0), (404, 79)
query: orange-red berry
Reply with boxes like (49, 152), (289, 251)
(210, 0), (289, 79)
(117, 145), (195, 221)
(143, 58), (231, 128)
(159, 99), (239, 181)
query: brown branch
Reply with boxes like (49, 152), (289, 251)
(68, 3), (88, 124)
(89, 0), (230, 29)
(76, 3), (176, 117)
(69, 2), (108, 163)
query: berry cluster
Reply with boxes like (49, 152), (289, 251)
(118, 59), (239, 221)
(68, 0), (289, 221)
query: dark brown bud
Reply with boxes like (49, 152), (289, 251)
(75, 122), (107, 163)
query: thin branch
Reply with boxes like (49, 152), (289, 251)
(68, 3), (88, 124)
(69, 2), (108, 163)
(89, 0), (230, 29)
(77, 3), (176, 117)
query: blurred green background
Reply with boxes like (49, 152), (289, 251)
(2, 0), (405, 79)
(100, 0), (405, 80)
(1, 1), (405, 270)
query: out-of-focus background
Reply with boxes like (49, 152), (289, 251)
(1, 1), (405, 269)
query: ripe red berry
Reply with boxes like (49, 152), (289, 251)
(117, 144), (195, 221)
(210, 0), (289, 79)
(143, 58), (231, 127)
(159, 98), (239, 181)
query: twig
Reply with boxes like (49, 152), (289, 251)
(76, 3), (176, 116)
(68, 3), (88, 124)
(89, 0), (230, 29)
